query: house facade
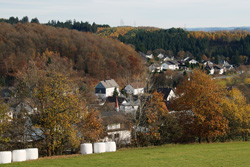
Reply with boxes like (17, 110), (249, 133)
(145, 54), (153, 59)
(157, 53), (164, 59)
(213, 65), (224, 74)
(120, 100), (139, 114)
(161, 61), (179, 70)
(124, 82), (144, 95)
(106, 123), (131, 145)
(95, 79), (119, 99)
(157, 88), (176, 102)
(148, 63), (162, 72)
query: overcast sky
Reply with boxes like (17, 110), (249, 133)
(0, 0), (249, 28)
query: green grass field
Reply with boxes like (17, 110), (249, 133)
(2, 142), (250, 167)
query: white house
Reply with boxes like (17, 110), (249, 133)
(205, 64), (215, 75)
(157, 88), (176, 102)
(106, 123), (131, 145)
(213, 65), (224, 74)
(184, 57), (198, 64)
(157, 53), (164, 59)
(222, 60), (234, 72)
(189, 59), (198, 64)
(163, 56), (174, 61)
(161, 61), (179, 70)
(203, 61), (213, 66)
(95, 79), (119, 99)
(148, 63), (162, 72)
(120, 100), (139, 114)
(145, 54), (154, 59)
(205, 64), (224, 75)
(124, 82), (144, 95)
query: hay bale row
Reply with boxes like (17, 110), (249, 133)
(0, 148), (38, 164)
(80, 142), (116, 155)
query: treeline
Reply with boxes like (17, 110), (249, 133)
(0, 16), (110, 33)
(117, 28), (250, 65)
(0, 22), (144, 86)
(47, 20), (110, 33)
(0, 16), (40, 24)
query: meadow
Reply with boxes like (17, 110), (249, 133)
(3, 142), (250, 167)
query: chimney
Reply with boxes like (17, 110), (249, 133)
(115, 97), (119, 112)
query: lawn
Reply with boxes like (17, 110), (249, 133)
(2, 142), (250, 167)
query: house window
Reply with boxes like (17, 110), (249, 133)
(114, 133), (120, 138)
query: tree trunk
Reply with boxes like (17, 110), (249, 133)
(245, 131), (248, 141)
(206, 137), (210, 143)
(242, 132), (245, 141)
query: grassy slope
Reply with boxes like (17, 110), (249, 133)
(3, 142), (250, 167)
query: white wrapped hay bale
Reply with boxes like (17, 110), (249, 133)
(94, 142), (106, 153)
(80, 143), (93, 154)
(12, 149), (26, 162)
(105, 142), (116, 152)
(26, 148), (38, 160)
(0, 151), (12, 164)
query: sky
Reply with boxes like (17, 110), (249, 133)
(0, 0), (250, 28)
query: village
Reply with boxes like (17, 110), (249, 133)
(0, 52), (242, 147)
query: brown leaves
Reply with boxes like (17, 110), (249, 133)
(79, 108), (103, 143)
(172, 70), (228, 139)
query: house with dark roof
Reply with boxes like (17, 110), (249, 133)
(205, 64), (215, 75)
(148, 63), (162, 72)
(157, 88), (176, 102)
(161, 60), (179, 70)
(221, 60), (234, 72)
(124, 82), (145, 95)
(95, 79), (119, 99)
(184, 57), (198, 64)
(213, 65), (224, 74)
(101, 113), (131, 144)
(102, 96), (126, 112)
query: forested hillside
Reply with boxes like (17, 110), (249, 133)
(97, 26), (160, 38)
(118, 28), (250, 65)
(0, 22), (145, 85)
(0, 16), (110, 33)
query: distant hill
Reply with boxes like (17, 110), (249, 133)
(117, 27), (250, 65)
(0, 22), (145, 85)
(187, 27), (250, 32)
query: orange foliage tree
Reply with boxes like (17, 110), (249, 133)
(78, 108), (103, 143)
(172, 70), (228, 142)
(144, 91), (168, 144)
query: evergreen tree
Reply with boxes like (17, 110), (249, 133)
(113, 87), (119, 97)
(21, 16), (29, 23)
(31, 18), (40, 24)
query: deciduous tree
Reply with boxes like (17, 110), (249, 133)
(172, 70), (228, 142)
(0, 100), (11, 143)
(222, 88), (250, 141)
(34, 71), (83, 156)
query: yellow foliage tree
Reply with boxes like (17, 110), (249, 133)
(0, 101), (11, 143)
(34, 71), (83, 156)
(222, 88), (250, 141)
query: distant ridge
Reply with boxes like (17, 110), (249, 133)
(186, 26), (250, 32)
